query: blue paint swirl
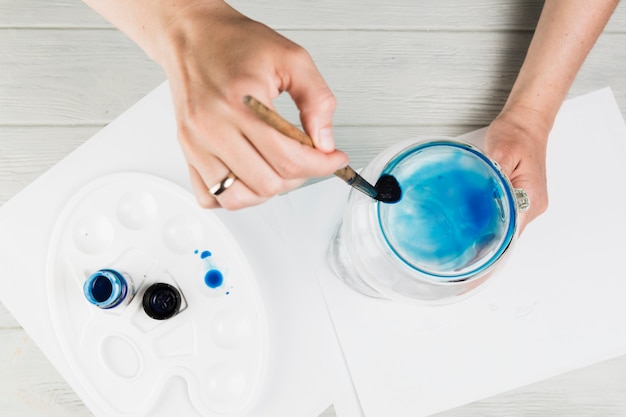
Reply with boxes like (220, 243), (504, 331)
(378, 142), (515, 278)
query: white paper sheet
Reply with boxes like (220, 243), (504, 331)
(0, 82), (333, 417)
(286, 87), (626, 417)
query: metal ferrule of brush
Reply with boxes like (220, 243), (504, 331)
(345, 171), (379, 199)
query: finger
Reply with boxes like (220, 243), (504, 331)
(206, 125), (310, 197)
(188, 165), (221, 209)
(191, 160), (273, 211)
(181, 107), (304, 200)
(241, 120), (349, 181)
(517, 212), (530, 235)
(193, 151), (293, 210)
(508, 172), (548, 236)
(187, 147), (270, 209)
(238, 93), (348, 180)
(485, 146), (531, 234)
(276, 46), (338, 152)
(211, 178), (270, 210)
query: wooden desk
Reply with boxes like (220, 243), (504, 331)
(2, 1), (626, 415)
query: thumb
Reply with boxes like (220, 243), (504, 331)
(281, 51), (337, 152)
(485, 140), (519, 179)
(298, 89), (337, 153)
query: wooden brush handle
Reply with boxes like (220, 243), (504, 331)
(243, 95), (313, 147)
(243, 95), (377, 198)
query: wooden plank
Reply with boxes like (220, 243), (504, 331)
(0, 302), (20, 328)
(0, 0), (109, 27)
(233, 0), (626, 33)
(0, 126), (100, 205)
(2, 28), (626, 127)
(0, 328), (91, 417)
(0, 29), (165, 125)
(0, 0), (543, 30)
(2, 0), (626, 33)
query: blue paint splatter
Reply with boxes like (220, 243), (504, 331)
(200, 250), (212, 259)
(204, 269), (224, 288)
(194, 249), (199, 254)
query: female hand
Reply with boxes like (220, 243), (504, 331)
(158, 2), (348, 209)
(482, 0), (618, 233)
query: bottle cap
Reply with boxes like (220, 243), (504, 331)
(142, 283), (181, 320)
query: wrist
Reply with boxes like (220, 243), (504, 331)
(149, 0), (223, 64)
(492, 104), (553, 146)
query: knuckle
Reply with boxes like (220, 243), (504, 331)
(221, 77), (258, 108)
(317, 90), (337, 112)
(255, 175), (283, 198)
(276, 156), (305, 179)
(219, 199), (244, 211)
(195, 193), (216, 209)
(287, 43), (311, 63)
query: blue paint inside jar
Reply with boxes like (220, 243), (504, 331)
(378, 142), (516, 279)
(200, 250), (212, 259)
(204, 269), (224, 288)
(91, 275), (113, 303)
(83, 269), (129, 309)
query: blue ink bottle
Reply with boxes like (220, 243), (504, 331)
(83, 269), (134, 309)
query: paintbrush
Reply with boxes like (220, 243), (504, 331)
(243, 95), (401, 203)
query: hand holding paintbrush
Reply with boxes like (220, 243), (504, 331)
(243, 95), (401, 203)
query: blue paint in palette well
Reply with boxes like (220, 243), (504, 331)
(378, 142), (516, 279)
(195, 249), (227, 290)
(204, 269), (224, 288)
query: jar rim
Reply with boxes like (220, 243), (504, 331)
(376, 140), (518, 281)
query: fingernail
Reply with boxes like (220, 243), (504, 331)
(317, 127), (335, 152)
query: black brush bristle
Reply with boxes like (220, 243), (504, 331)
(374, 174), (402, 204)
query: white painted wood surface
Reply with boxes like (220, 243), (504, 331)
(1, 1), (626, 416)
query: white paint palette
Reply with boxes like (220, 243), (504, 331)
(45, 172), (268, 417)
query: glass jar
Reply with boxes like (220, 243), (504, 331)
(329, 139), (530, 304)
